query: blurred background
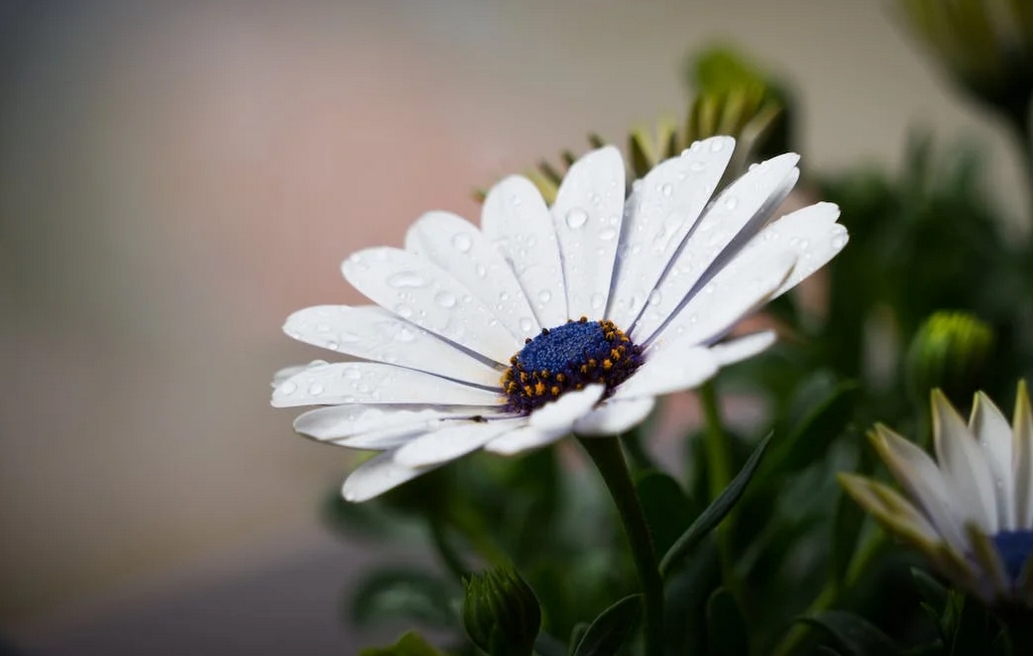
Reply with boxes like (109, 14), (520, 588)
(0, 1), (1026, 653)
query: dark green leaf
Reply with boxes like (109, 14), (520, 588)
(660, 433), (773, 578)
(910, 568), (948, 614)
(350, 568), (457, 628)
(802, 610), (904, 656)
(572, 594), (642, 656)
(765, 381), (859, 477)
(635, 470), (693, 558)
(359, 631), (447, 656)
(706, 588), (749, 656)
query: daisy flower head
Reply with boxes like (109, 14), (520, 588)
(272, 137), (848, 502)
(840, 383), (1033, 606)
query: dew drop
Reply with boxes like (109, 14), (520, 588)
(280, 381), (297, 395)
(344, 368), (362, 380)
(475, 264), (487, 278)
(710, 139), (726, 152)
(519, 317), (534, 332)
(388, 272), (426, 288)
(648, 289), (662, 305)
(451, 233), (473, 253)
(325, 341), (339, 351)
(660, 183), (673, 196)
(599, 228), (618, 241)
(565, 207), (589, 229)
(590, 293), (605, 310)
(724, 196), (739, 210)
(435, 291), (457, 308)
(395, 327), (415, 342)
(538, 289), (552, 303)
(832, 234), (847, 249)
(689, 160), (706, 172)
(308, 383), (324, 396)
(395, 303), (413, 318)
(510, 194), (522, 206)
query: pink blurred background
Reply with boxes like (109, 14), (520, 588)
(0, 1), (1026, 653)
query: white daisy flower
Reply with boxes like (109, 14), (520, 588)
(273, 137), (848, 502)
(840, 383), (1033, 606)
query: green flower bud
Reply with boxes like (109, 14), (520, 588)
(461, 566), (541, 656)
(906, 311), (994, 408)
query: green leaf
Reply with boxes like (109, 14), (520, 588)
(660, 433), (773, 578)
(572, 594), (642, 656)
(765, 380), (859, 477)
(635, 470), (694, 558)
(910, 568), (948, 614)
(706, 588), (749, 656)
(350, 568), (457, 628)
(359, 631), (447, 656)
(801, 610), (904, 656)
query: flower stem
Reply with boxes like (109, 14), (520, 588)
(429, 517), (469, 580)
(578, 436), (664, 656)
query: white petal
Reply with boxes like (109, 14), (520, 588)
(708, 331), (778, 366)
(294, 404), (504, 449)
(271, 362), (501, 408)
(645, 252), (795, 349)
(610, 346), (718, 401)
(529, 384), (607, 434)
(1012, 383), (1033, 528)
(606, 136), (734, 327)
(970, 392), (1014, 530)
(932, 390), (998, 533)
(873, 425), (969, 553)
(764, 202), (848, 298)
(550, 146), (626, 318)
(631, 153), (800, 341)
(574, 397), (656, 436)
(284, 305), (501, 387)
(342, 450), (437, 502)
(341, 247), (519, 363)
(393, 418), (521, 468)
(272, 361), (326, 388)
(405, 212), (539, 341)
(484, 424), (562, 455)
(481, 176), (568, 327)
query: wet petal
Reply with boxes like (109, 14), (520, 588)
(272, 362), (501, 408)
(551, 146), (626, 318)
(529, 384), (606, 434)
(342, 450), (437, 502)
(284, 305), (501, 387)
(932, 390), (998, 533)
(574, 397), (656, 435)
(294, 404), (506, 449)
(394, 418), (522, 468)
(481, 175), (568, 328)
(341, 247), (519, 363)
(708, 331), (778, 366)
(405, 211), (539, 341)
(484, 424), (561, 455)
(610, 346), (718, 400)
(970, 392), (1015, 530)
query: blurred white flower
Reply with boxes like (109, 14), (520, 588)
(841, 383), (1033, 606)
(273, 137), (848, 501)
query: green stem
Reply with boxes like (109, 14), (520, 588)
(429, 518), (468, 580)
(579, 436), (665, 656)
(449, 507), (509, 568)
(700, 381), (732, 501)
(770, 531), (887, 656)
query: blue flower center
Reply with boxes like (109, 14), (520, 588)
(992, 530), (1033, 583)
(502, 317), (644, 415)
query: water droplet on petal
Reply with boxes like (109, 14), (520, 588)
(565, 208), (589, 229)
(395, 303), (413, 318)
(344, 368), (362, 380)
(395, 327), (415, 342)
(689, 160), (706, 172)
(710, 139), (725, 152)
(339, 331), (360, 343)
(590, 293), (605, 310)
(280, 381), (297, 395)
(599, 228), (617, 241)
(660, 183), (673, 196)
(325, 341), (339, 351)
(724, 196), (739, 210)
(475, 264), (487, 278)
(388, 272), (426, 288)
(308, 383), (324, 396)
(648, 289), (662, 305)
(435, 291), (457, 308)
(538, 289), (551, 303)
(519, 317), (533, 332)
(451, 233), (473, 252)
(831, 234), (847, 249)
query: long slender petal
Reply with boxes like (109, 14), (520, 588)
(574, 397), (656, 435)
(971, 391), (1015, 530)
(932, 390), (998, 533)
(393, 419), (522, 468)
(610, 346), (718, 401)
(342, 451), (438, 502)
(1013, 382), (1033, 528)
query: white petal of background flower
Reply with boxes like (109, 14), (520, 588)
(342, 450), (438, 503)
(875, 426), (970, 552)
(550, 146), (625, 318)
(529, 384), (606, 434)
(405, 211), (540, 340)
(272, 362), (501, 407)
(1012, 388), (1033, 528)
(341, 247), (519, 363)
(481, 175), (568, 328)
(610, 347), (718, 401)
(393, 419), (521, 468)
(284, 305), (501, 387)
(631, 153), (800, 342)
(708, 331), (778, 366)
(574, 397), (656, 435)
(931, 391), (998, 533)
(606, 136), (735, 327)
(970, 392), (1015, 530)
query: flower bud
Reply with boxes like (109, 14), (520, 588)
(906, 311), (993, 408)
(461, 566), (541, 656)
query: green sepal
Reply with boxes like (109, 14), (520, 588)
(571, 594), (642, 656)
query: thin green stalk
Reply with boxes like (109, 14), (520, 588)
(579, 436), (665, 656)
(449, 506), (509, 568)
(429, 518), (468, 580)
